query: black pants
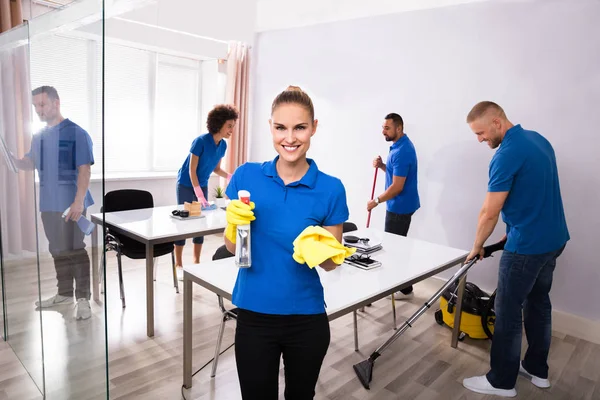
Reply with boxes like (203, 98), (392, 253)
(235, 309), (330, 400)
(385, 211), (414, 294)
(41, 212), (91, 300)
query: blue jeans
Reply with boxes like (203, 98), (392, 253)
(174, 184), (207, 246)
(486, 244), (566, 389)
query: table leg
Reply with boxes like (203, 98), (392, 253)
(353, 310), (359, 352)
(391, 296), (397, 330)
(451, 274), (467, 348)
(91, 223), (99, 303)
(183, 275), (193, 388)
(146, 243), (155, 337)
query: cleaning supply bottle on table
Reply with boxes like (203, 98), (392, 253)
(235, 190), (252, 268)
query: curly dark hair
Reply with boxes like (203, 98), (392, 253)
(207, 104), (239, 134)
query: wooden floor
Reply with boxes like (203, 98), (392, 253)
(1, 234), (599, 399)
(0, 341), (43, 400)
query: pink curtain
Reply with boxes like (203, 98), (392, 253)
(225, 41), (250, 173)
(0, 0), (23, 33)
(0, 25), (37, 255)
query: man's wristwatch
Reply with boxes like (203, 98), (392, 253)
(374, 197), (380, 204)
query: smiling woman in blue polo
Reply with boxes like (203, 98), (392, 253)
(223, 86), (351, 400)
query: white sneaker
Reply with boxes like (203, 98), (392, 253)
(35, 294), (72, 308)
(76, 299), (91, 320)
(177, 267), (184, 281)
(520, 361), (551, 388)
(463, 375), (517, 397)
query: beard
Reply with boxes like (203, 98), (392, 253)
(488, 138), (501, 149)
(488, 126), (502, 148)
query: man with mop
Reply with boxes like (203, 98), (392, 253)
(462, 101), (569, 397)
(368, 112), (420, 299)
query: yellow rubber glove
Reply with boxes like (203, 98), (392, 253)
(292, 226), (356, 268)
(225, 199), (256, 243)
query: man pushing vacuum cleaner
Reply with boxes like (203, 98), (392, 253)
(355, 102), (569, 398)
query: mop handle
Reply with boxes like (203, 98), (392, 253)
(366, 167), (378, 228)
(370, 238), (506, 358)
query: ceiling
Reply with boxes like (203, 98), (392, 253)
(255, 0), (493, 31)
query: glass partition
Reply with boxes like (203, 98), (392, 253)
(2, 0), (230, 397)
(0, 20), (44, 396)
(1, 0), (109, 398)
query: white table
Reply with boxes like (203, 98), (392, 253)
(182, 228), (469, 388)
(91, 205), (227, 337)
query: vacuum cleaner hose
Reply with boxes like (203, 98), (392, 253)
(353, 237), (506, 390)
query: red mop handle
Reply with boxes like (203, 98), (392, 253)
(366, 167), (378, 228)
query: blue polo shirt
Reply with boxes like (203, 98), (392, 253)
(25, 119), (95, 213)
(177, 133), (227, 188)
(225, 157), (349, 315)
(385, 134), (420, 214)
(488, 124), (569, 254)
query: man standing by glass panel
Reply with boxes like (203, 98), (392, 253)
(12, 86), (94, 320)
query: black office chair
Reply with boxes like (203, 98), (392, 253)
(102, 189), (178, 308)
(213, 244), (234, 261)
(343, 221), (358, 233)
(211, 244), (237, 377)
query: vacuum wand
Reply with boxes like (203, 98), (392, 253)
(353, 237), (507, 390)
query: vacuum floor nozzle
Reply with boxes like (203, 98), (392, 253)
(353, 358), (374, 390)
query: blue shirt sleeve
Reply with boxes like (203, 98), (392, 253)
(75, 128), (94, 167)
(190, 136), (205, 157)
(323, 179), (350, 226)
(25, 135), (39, 163)
(488, 152), (521, 192)
(391, 148), (411, 177)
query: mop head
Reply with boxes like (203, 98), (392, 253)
(353, 358), (374, 390)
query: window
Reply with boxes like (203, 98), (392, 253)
(28, 34), (226, 176)
(103, 44), (152, 173)
(29, 35), (91, 137)
(153, 55), (200, 171)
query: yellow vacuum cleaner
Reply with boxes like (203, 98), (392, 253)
(434, 281), (496, 340)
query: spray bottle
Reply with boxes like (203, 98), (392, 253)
(235, 190), (251, 268)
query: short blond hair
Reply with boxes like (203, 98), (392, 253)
(466, 101), (506, 123)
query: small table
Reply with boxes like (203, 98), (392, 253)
(91, 205), (227, 337)
(182, 228), (469, 388)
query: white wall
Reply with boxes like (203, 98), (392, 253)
(249, 1), (600, 321)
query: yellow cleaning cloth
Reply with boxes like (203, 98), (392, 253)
(292, 226), (356, 268)
(225, 200), (255, 243)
